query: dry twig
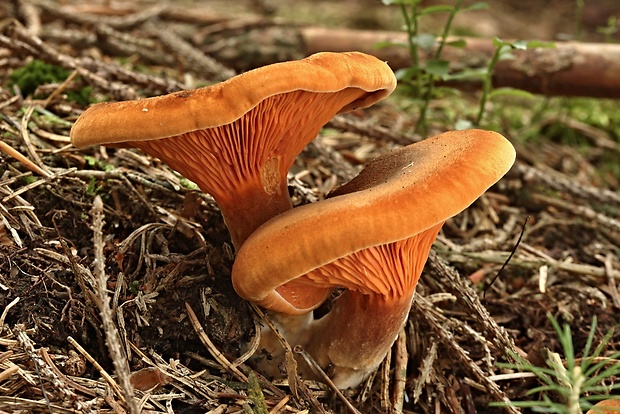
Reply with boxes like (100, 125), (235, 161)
(414, 296), (520, 414)
(184, 302), (248, 383)
(91, 195), (139, 413)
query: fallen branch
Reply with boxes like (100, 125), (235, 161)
(414, 295), (520, 414)
(27, 0), (620, 99)
(299, 26), (620, 99)
(199, 23), (620, 99)
(441, 249), (620, 281)
(91, 195), (139, 414)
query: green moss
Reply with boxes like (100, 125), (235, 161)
(10, 60), (69, 96)
(83, 155), (115, 172)
(65, 86), (93, 106)
(21, 175), (37, 185)
(179, 177), (199, 190)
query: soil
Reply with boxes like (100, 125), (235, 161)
(0, 1), (619, 413)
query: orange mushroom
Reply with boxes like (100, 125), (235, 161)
(70, 52), (396, 250)
(587, 399), (620, 414)
(232, 129), (516, 388)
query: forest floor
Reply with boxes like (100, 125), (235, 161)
(0, 1), (619, 413)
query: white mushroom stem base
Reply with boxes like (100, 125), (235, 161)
(252, 312), (315, 378)
(250, 222), (445, 388)
(252, 292), (413, 390)
(303, 290), (415, 389)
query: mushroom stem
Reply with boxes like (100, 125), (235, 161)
(299, 221), (445, 389)
(252, 312), (315, 378)
(216, 174), (292, 248)
(70, 52), (397, 253)
(231, 129), (517, 389)
(132, 138), (294, 249)
(304, 289), (415, 390)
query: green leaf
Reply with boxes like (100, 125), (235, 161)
(84, 155), (98, 167)
(22, 175), (37, 185)
(580, 316), (599, 370)
(462, 2), (489, 12)
(512, 40), (529, 50)
(498, 51), (517, 61)
(374, 40), (409, 49)
(489, 87), (535, 100)
(394, 66), (420, 82)
(583, 394), (620, 403)
(411, 33), (437, 49)
(442, 67), (487, 81)
(85, 176), (99, 196)
(492, 37), (507, 48)
(179, 178), (199, 190)
(101, 162), (115, 172)
(446, 38), (467, 48)
(423, 59), (450, 77)
(419, 4), (454, 15)
(526, 40), (556, 49)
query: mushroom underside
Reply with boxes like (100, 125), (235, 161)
(131, 88), (368, 248)
(256, 223), (444, 389)
(230, 129), (516, 388)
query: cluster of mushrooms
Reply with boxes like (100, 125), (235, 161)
(70, 52), (516, 389)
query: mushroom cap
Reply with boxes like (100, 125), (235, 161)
(70, 51), (396, 148)
(232, 129), (516, 313)
(587, 399), (620, 414)
(69, 52), (396, 250)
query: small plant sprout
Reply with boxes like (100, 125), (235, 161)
(381, 2), (560, 130)
(473, 37), (554, 126)
(597, 16), (619, 43)
(575, 0), (585, 41)
(491, 313), (620, 413)
(380, 0), (487, 134)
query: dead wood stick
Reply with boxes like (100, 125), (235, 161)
(3, 28), (137, 100)
(530, 194), (620, 235)
(0, 140), (50, 178)
(426, 252), (523, 360)
(5, 25), (183, 97)
(184, 302), (248, 383)
(33, 0), (169, 30)
(391, 328), (407, 414)
(599, 253), (620, 309)
(37, 0), (230, 25)
(39, 348), (97, 398)
(19, 106), (52, 176)
(91, 195), (139, 414)
(442, 249), (620, 281)
(0, 365), (19, 383)
(67, 336), (124, 403)
(143, 21), (236, 82)
(414, 296), (520, 414)
(17, 0), (41, 36)
(514, 162), (620, 206)
(299, 26), (620, 98)
(294, 346), (359, 414)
